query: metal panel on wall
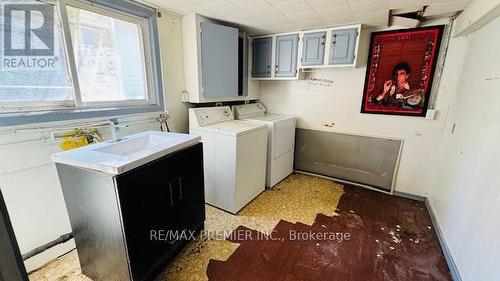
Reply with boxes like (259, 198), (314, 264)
(294, 129), (402, 191)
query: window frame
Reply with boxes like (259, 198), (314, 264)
(0, 0), (164, 126)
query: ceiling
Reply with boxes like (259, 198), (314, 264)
(144, 0), (472, 34)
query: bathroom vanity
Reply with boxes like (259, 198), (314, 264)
(52, 131), (205, 281)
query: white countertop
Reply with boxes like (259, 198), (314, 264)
(51, 130), (201, 175)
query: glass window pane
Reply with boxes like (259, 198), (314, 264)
(0, 2), (73, 104)
(67, 5), (148, 103)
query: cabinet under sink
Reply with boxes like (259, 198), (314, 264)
(53, 131), (205, 281)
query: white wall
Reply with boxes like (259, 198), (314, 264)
(0, 10), (188, 269)
(259, 24), (467, 196)
(427, 15), (500, 281)
(160, 11), (189, 133)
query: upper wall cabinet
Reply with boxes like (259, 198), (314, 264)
(301, 31), (326, 67)
(329, 28), (358, 65)
(251, 33), (299, 80)
(182, 14), (260, 103)
(275, 34), (299, 77)
(251, 25), (361, 80)
(252, 37), (272, 78)
(298, 24), (361, 69)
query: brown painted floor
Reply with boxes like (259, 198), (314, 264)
(29, 174), (451, 281)
(207, 185), (452, 281)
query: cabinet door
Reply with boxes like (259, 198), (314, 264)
(116, 157), (176, 281)
(329, 28), (358, 65)
(252, 37), (272, 78)
(201, 22), (239, 97)
(275, 34), (299, 77)
(171, 144), (205, 230)
(301, 31), (326, 66)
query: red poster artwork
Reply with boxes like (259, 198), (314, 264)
(361, 26), (444, 117)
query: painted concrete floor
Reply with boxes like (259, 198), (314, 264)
(207, 185), (452, 280)
(28, 173), (344, 281)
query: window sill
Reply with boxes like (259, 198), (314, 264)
(0, 104), (164, 127)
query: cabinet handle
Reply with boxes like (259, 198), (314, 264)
(168, 182), (174, 207)
(178, 177), (183, 200)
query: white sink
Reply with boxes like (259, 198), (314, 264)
(51, 131), (201, 175)
(93, 134), (174, 157)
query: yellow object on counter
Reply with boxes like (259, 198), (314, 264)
(59, 136), (88, 151)
(56, 128), (103, 151)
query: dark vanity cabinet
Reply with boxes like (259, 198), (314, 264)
(116, 143), (205, 281)
(56, 143), (205, 281)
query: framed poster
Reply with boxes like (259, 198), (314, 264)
(361, 26), (444, 117)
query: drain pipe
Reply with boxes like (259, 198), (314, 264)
(22, 233), (73, 261)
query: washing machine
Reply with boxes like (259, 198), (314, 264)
(189, 106), (267, 214)
(233, 103), (296, 187)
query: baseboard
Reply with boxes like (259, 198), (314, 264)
(425, 198), (463, 281)
(393, 191), (426, 202)
(293, 170), (393, 195)
(24, 238), (76, 273)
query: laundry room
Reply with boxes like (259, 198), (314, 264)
(0, 0), (499, 281)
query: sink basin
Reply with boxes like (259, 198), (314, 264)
(51, 131), (201, 174)
(93, 134), (173, 157)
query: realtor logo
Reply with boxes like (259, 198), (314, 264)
(1, 2), (58, 69)
(3, 3), (54, 56)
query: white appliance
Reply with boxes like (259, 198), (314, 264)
(233, 103), (296, 187)
(189, 106), (267, 214)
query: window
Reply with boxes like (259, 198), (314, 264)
(0, 0), (163, 125)
(67, 4), (149, 103)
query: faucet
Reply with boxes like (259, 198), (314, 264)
(109, 118), (129, 142)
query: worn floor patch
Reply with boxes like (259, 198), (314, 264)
(28, 173), (343, 281)
(206, 186), (452, 281)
